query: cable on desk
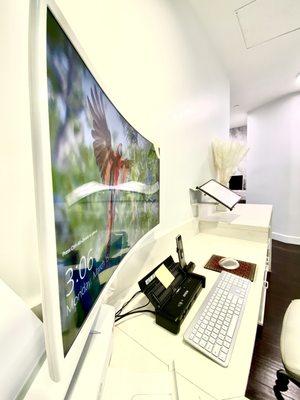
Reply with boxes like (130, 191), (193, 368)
(115, 290), (142, 318)
(115, 308), (156, 323)
(115, 299), (156, 322)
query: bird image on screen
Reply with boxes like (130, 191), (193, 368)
(46, 9), (160, 357)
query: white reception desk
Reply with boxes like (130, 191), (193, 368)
(102, 204), (273, 400)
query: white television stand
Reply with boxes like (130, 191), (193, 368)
(25, 304), (115, 400)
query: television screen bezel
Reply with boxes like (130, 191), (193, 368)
(29, 0), (160, 382)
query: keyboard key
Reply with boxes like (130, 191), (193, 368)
(221, 346), (228, 354)
(205, 343), (213, 353)
(219, 352), (227, 362)
(213, 344), (221, 357)
(227, 314), (238, 337)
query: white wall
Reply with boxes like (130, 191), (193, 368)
(0, 0), (229, 306)
(0, 1), (40, 307)
(247, 92), (300, 244)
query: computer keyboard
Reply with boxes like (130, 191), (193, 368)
(184, 271), (251, 367)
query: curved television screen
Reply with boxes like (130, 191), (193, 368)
(47, 10), (159, 355)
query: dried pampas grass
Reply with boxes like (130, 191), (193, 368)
(212, 138), (248, 186)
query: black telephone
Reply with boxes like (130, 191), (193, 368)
(138, 235), (203, 334)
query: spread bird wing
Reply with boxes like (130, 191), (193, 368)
(87, 86), (112, 179)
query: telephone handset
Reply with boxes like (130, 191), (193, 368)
(176, 235), (186, 268)
(176, 235), (195, 272)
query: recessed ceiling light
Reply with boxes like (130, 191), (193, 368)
(233, 104), (240, 109)
(296, 74), (300, 86)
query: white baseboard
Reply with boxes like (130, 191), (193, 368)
(272, 232), (300, 245)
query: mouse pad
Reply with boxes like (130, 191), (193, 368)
(204, 254), (256, 282)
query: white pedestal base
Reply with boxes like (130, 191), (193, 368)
(24, 304), (115, 400)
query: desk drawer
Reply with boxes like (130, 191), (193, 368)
(258, 269), (269, 326)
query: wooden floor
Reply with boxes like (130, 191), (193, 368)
(246, 240), (300, 400)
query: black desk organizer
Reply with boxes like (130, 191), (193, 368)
(138, 256), (206, 334)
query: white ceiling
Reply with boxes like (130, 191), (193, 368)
(190, 0), (300, 127)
